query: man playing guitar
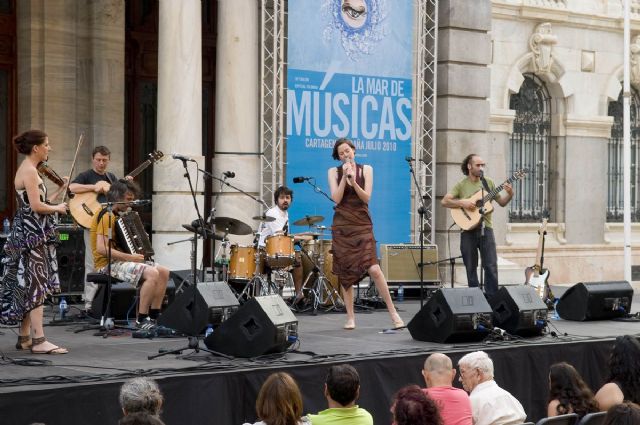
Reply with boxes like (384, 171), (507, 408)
(69, 146), (130, 313)
(441, 154), (514, 298)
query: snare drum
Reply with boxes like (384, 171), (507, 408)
(229, 244), (262, 281)
(265, 234), (295, 268)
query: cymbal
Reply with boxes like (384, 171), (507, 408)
(182, 224), (225, 241)
(293, 215), (324, 226)
(212, 216), (253, 235)
(252, 215), (276, 222)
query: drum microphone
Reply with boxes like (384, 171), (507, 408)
(293, 176), (312, 183)
(223, 171), (235, 178)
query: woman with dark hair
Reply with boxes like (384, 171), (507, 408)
(595, 335), (640, 411)
(392, 385), (443, 425)
(547, 362), (599, 418)
(1, 130), (69, 354)
(243, 372), (310, 425)
(327, 138), (403, 330)
(602, 402), (640, 425)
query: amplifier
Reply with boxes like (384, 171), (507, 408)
(56, 225), (85, 293)
(380, 244), (438, 283)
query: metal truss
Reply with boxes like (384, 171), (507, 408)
(259, 0), (437, 243)
(412, 0), (438, 244)
(260, 0), (287, 208)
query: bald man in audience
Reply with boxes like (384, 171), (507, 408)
(422, 353), (472, 425)
(458, 351), (527, 425)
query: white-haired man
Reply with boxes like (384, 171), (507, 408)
(457, 351), (526, 425)
(422, 353), (472, 425)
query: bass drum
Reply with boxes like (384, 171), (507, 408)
(301, 239), (339, 296)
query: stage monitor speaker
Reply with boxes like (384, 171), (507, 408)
(204, 295), (298, 358)
(157, 281), (239, 336)
(407, 287), (493, 343)
(92, 280), (176, 320)
(56, 225), (85, 293)
(490, 285), (548, 336)
(556, 281), (634, 321)
(380, 244), (438, 283)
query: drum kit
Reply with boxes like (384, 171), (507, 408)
(185, 213), (344, 312)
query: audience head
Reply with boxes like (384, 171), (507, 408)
(603, 402), (640, 425)
(255, 372), (304, 425)
(548, 362), (598, 417)
(118, 412), (165, 425)
(119, 377), (164, 416)
(325, 364), (361, 407)
(391, 385), (443, 425)
(13, 130), (48, 155)
(607, 335), (640, 404)
(458, 351), (494, 392)
(422, 353), (456, 387)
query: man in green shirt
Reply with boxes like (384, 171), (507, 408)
(308, 364), (373, 425)
(441, 154), (513, 297)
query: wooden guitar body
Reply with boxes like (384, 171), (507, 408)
(450, 190), (495, 231)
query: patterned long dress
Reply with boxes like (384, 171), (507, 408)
(0, 182), (60, 325)
(331, 163), (378, 289)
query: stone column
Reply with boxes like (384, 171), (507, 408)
(153, 0), (203, 270)
(435, 0), (493, 284)
(213, 0), (261, 246)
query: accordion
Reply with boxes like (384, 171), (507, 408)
(115, 211), (154, 261)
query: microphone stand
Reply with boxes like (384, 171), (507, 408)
(297, 178), (336, 205)
(478, 174), (487, 293)
(199, 168), (269, 210)
(407, 159), (429, 307)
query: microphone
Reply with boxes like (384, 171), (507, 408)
(171, 153), (196, 162)
(293, 176), (312, 183)
(223, 171), (235, 178)
(479, 170), (485, 178)
(405, 156), (415, 162)
(129, 199), (151, 206)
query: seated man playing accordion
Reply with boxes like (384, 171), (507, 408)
(90, 180), (169, 329)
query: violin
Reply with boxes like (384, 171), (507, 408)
(37, 162), (74, 199)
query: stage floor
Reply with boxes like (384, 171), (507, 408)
(0, 285), (638, 425)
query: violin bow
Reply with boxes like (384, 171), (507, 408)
(62, 132), (84, 203)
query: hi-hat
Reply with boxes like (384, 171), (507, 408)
(293, 215), (324, 226)
(252, 215), (276, 222)
(212, 216), (253, 235)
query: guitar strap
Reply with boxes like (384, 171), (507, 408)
(480, 176), (491, 193)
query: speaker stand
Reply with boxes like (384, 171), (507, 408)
(148, 336), (233, 360)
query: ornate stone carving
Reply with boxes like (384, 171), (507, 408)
(523, 0), (567, 8)
(529, 23), (558, 74)
(631, 35), (640, 87)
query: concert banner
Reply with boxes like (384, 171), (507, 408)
(286, 0), (414, 246)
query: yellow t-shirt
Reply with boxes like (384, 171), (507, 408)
(90, 209), (117, 270)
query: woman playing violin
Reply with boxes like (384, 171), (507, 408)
(0, 130), (69, 354)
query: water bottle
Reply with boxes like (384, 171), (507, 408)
(204, 324), (214, 338)
(2, 217), (10, 236)
(59, 297), (68, 319)
(552, 299), (560, 320)
(397, 285), (404, 302)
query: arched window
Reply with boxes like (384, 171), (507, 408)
(607, 89), (640, 221)
(509, 74), (552, 222)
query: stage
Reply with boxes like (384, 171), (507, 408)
(0, 285), (638, 425)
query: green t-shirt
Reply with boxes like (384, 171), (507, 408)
(308, 406), (373, 425)
(450, 176), (501, 229)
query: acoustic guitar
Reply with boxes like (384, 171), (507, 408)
(524, 216), (551, 301)
(69, 150), (164, 228)
(450, 169), (527, 231)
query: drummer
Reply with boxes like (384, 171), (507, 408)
(257, 186), (306, 301)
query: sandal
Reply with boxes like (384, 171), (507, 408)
(15, 335), (32, 350)
(391, 313), (405, 329)
(343, 319), (356, 330)
(30, 336), (68, 355)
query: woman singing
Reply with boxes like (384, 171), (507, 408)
(1, 130), (68, 354)
(328, 138), (404, 330)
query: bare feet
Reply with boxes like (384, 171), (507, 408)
(343, 318), (356, 330)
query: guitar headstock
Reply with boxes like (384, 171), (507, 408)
(514, 168), (528, 180)
(148, 150), (164, 163)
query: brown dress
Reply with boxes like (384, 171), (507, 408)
(331, 163), (378, 289)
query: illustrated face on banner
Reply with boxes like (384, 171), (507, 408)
(341, 0), (367, 29)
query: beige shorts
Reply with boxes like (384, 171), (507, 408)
(98, 261), (146, 288)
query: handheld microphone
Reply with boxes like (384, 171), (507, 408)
(293, 176), (311, 183)
(171, 153), (196, 162)
(223, 171), (235, 178)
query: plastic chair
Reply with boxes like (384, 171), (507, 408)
(535, 413), (579, 425)
(576, 412), (606, 425)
